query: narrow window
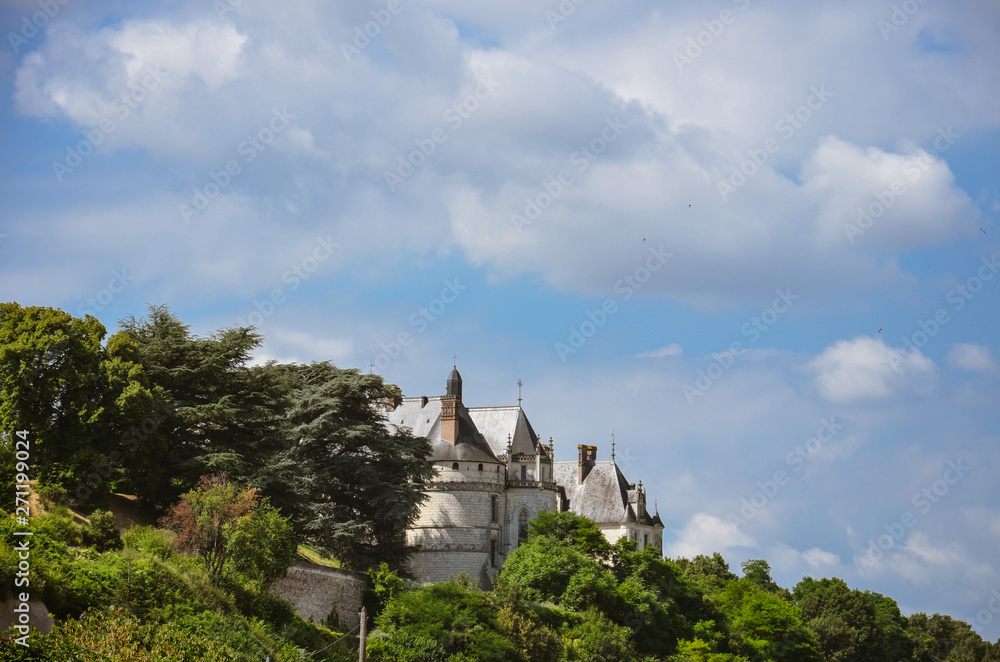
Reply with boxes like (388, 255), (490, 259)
(478, 463), (483, 471)
(491, 539), (497, 567)
(452, 462), (459, 470)
(520, 465), (527, 481)
(491, 495), (498, 523)
(644, 533), (649, 548)
(518, 509), (529, 543)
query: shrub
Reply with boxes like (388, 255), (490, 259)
(122, 525), (175, 559)
(82, 509), (122, 552)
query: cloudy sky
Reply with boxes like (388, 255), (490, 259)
(2, 0), (999, 639)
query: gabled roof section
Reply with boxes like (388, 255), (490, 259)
(467, 406), (540, 458)
(386, 396), (500, 464)
(552, 459), (632, 525)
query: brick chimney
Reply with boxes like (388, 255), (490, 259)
(577, 444), (597, 484)
(441, 397), (458, 445)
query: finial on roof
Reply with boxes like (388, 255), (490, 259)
(517, 378), (523, 406)
(611, 430), (616, 462)
(369, 361), (374, 374)
(507, 433), (512, 450)
(549, 436), (554, 456)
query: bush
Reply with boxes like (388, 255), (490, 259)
(82, 509), (122, 552)
(122, 525), (175, 559)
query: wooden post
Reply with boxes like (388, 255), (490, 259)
(358, 606), (367, 662)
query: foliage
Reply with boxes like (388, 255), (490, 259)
(367, 581), (519, 661)
(225, 499), (298, 589)
(366, 562), (405, 619)
(119, 304), (289, 504)
(160, 475), (295, 588)
(501, 534), (599, 604)
(268, 361), (434, 571)
(0, 304), (157, 502)
(716, 578), (822, 661)
(161, 476), (258, 579)
(121, 524), (176, 559)
(82, 509), (122, 552)
(526, 510), (612, 559)
(561, 608), (638, 661)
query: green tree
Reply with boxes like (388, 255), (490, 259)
(367, 581), (519, 661)
(500, 535), (599, 604)
(717, 578), (822, 662)
(270, 362), (433, 571)
(82, 509), (122, 553)
(119, 305), (289, 504)
(161, 475), (294, 583)
(225, 498), (298, 589)
(0, 303), (156, 499)
(675, 553), (738, 598)
(526, 510), (611, 559)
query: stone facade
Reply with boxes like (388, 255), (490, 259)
(386, 369), (664, 587)
(269, 562), (366, 632)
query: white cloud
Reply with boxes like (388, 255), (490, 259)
(637, 343), (682, 358)
(809, 335), (936, 404)
(947, 343), (997, 372)
(667, 513), (754, 559)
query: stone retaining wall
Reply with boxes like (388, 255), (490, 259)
(269, 562), (366, 632)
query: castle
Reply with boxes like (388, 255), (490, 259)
(385, 368), (663, 587)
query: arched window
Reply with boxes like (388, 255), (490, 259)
(517, 509), (529, 543)
(452, 462), (459, 470)
(478, 463), (483, 471)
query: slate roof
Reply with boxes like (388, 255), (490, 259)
(553, 459), (662, 528)
(467, 406), (541, 458)
(386, 396), (500, 464)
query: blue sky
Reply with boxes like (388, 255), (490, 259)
(2, 0), (999, 639)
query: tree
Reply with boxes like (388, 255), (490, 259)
(367, 582), (519, 661)
(717, 578), (822, 662)
(161, 475), (295, 584)
(0, 303), (157, 500)
(675, 553), (738, 598)
(526, 510), (611, 559)
(272, 362), (433, 571)
(119, 305), (289, 504)
(225, 499), (298, 589)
